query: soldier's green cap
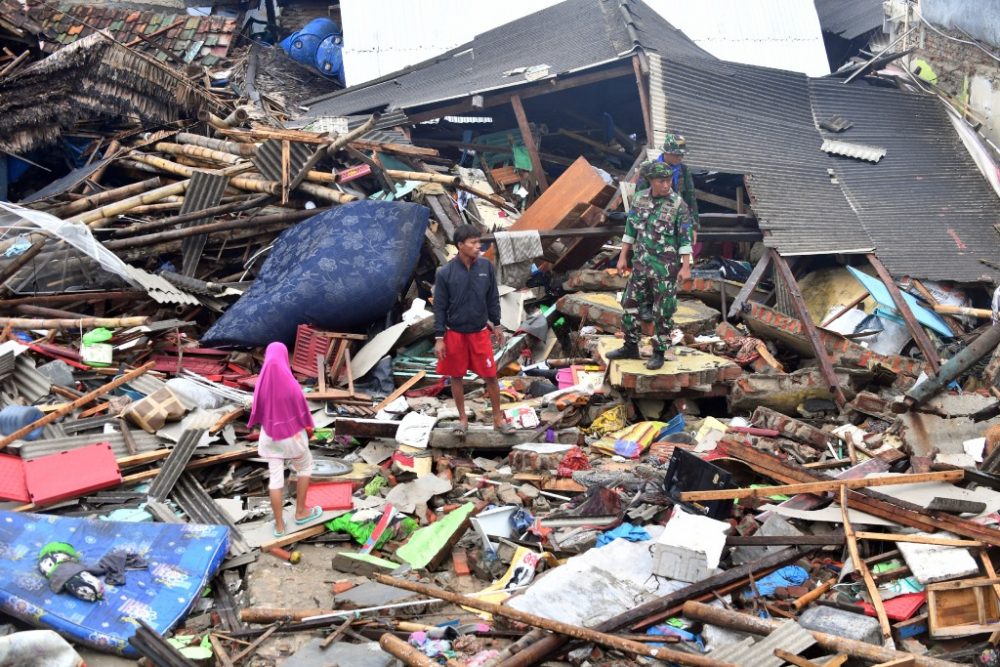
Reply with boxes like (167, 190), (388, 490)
(661, 133), (686, 155)
(640, 160), (673, 180)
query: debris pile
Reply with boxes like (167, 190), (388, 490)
(0, 1), (999, 666)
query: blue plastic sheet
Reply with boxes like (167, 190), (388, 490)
(595, 522), (651, 547)
(741, 565), (809, 599)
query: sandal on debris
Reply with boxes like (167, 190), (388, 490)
(496, 422), (516, 435)
(295, 506), (322, 525)
(272, 524), (286, 538)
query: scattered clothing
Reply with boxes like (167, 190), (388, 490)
(494, 230), (543, 288)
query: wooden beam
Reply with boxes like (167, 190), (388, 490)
(632, 54), (653, 144)
(0, 362), (156, 450)
(771, 250), (847, 408)
(371, 370), (426, 413)
(679, 470), (963, 502)
(867, 253), (941, 374)
(510, 94), (549, 192)
(854, 532), (983, 548)
(841, 486), (892, 640)
(774, 649), (823, 667)
(695, 188), (740, 211)
(728, 252), (771, 319)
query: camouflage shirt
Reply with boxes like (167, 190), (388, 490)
(622, 188), (695, 276)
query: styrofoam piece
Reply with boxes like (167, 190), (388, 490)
(651, 543), (722, 583)
(470, 504), (518, 552)
(23, 442), (121, 506)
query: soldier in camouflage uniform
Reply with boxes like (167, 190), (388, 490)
(607, 160), (695, 370)
(638, 133), (699, 322)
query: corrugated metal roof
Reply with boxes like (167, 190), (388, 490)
(810, 78), (1000, 283)
(712, 621), (816, 666)
(648, 0), (830, 76)
(172, 473), (249, 556)
(650, 53), (875, 256)
(305, 0), (714, 119)
(814, 0), (884, 39)
(821, 138), (886, 162)
(7, 355), (52, 403)
(123, 265), (201, 306)
(179, 171), (229, 278)
(11, 431), (165, 460)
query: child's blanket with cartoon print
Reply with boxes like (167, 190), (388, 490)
(0, 511), (228, 656)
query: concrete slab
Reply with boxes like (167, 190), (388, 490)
(729, 367), (861, 414)
(283, 638), (395, 667)
(562, 271), (764, 310)
(335, 580), (419, 608)
(596, 336), (742, 395)
(557, 292), (721, 337)
(899, 393), (1000, 457)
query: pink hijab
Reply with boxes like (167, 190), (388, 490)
(247, 342), (314, 440)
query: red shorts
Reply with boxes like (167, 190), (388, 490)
(437, 329), (496, 378)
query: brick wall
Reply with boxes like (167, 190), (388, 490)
(898, 15), (1000, 148)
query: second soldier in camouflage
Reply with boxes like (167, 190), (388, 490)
(607, 160), (695, 369)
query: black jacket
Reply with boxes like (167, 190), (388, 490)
(433, 257), (501, 337)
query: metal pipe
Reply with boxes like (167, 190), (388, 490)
(897, 323), (1000, 412)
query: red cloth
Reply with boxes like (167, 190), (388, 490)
(436, 329), (496, 378)
(247, 342), (314, 440)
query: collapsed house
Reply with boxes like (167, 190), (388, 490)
(0, 0), (998, 664)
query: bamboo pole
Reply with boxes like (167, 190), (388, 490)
(379, 634), (439, 667)
(678, 470), (963, 502)
(934, 304), (994, 319)
(103, 208), (323, 250)
(326, 114), (377, 156)
(371, 575), (734, 667)
(51, 177), (162, 217)
(113, 194), (272, 237)
(854, 532), (983, 548)
(0, 316), (148, 328)
(0, 361), (156, 450)
(113, 223), (298, 262)
(154, 142), (245, 166)
(384, 170), (459, 186)
(199, 109), (240, 131)
(682, 601), (961, 667)
(69, 179), (191, 228)
(126, 155), (281, 196)
(297, 181), (358, 204)
(176, 132), (257, 157)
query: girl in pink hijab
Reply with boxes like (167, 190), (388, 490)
(248, 342), (319, 536)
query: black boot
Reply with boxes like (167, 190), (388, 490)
(606, 342), (640, 360)
(646, 348), (665, 370)
(639, 303), (654, 323)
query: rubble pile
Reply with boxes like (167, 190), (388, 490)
(0, 1), (999, 667)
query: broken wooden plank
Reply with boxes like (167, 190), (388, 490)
(679, 470), (963, 502)
(840, 486), (891, 640)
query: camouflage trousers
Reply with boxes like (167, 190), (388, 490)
(621, 269), (678, 350)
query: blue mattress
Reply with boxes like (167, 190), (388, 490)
(202, 200), (429, 347)
(0, 511), (228, 656)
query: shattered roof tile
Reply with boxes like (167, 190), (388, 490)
(29, 2), (236, 67)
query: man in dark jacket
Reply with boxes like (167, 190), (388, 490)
(433, 224), (515, 437)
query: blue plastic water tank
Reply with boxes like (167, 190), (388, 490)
(282, 18), (339, 67)
(315, 33), (344, 82)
